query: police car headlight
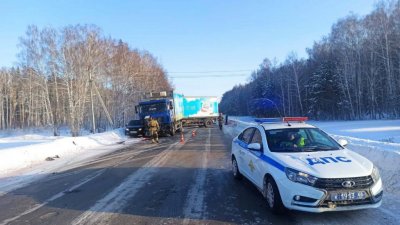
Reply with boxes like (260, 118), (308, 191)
(371, 166), (380, 183)
(285, 168), (318, 186)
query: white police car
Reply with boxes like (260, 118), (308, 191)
(231, 117), (383, 213)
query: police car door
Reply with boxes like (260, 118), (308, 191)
(244, 128), (264, 188)
(236, 128), (255, 178)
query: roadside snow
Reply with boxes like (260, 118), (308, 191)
(0, 128), (139, 195)
(0, 127), (91, 151)
(309, 120), (400, 143)
(0, 135), (57, 150)
(223, 117), (400, 195)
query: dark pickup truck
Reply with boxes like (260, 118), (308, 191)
(125, 120), (145, 137)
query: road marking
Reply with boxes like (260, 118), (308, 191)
(0, 169), (106, 225)
(37, 147), (161, 186)
(0, 132), (191, 225)
(0, 140), (145, 197)
(0, 137), (181, 224)
(71, 135), (189, 225)
(60, 146), (162, 171)
(183, 128), (210, 224)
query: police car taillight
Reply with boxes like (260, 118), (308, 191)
(283, 117), (308, 123)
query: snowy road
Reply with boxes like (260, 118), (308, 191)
(0, 127), (398, 225)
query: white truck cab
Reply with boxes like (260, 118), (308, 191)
(231, 117), (383, 213)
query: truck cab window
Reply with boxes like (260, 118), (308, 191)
(141, 103), (167, 113)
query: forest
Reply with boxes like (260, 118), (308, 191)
(0, 25), (171, 136)
(220, 1), (400, 120)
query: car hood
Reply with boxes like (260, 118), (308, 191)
(272, 149), (373, 178)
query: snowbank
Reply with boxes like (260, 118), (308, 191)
(310, 120), (400, 143)
(223, 117), (400, 195)
(0, 129), (131, 176)
(0, 128), (142, 196)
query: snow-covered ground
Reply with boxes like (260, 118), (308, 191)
(0, 128), (140, 195)
(309, 120), (400, 143)
(0, 127), (96, 152)
(224, 117), (400, 195)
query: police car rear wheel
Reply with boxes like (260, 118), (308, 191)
(263, 177), (284, 213)
(232, 158), (242, 180)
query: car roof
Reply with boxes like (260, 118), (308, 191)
(260, 122), (316, 130)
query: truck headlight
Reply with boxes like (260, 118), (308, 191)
(125, 128), (129, 131)
(371, 166), (380, 183)
(285, 168), (318, 186)
(138, 128), (142, 131)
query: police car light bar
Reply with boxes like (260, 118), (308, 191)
(283, 117), (308, 122)
(254, 118), (282, 123)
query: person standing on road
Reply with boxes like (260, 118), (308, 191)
(149, 117), (160, 143)
(218, 113), (224, 130)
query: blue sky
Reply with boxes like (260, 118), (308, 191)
(0, 0), (376, 97)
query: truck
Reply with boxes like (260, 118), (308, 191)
(135, 91), (219, 136)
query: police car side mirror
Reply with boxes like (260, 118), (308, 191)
(338, 139), (348, 147)
(248, 143), (262, 151)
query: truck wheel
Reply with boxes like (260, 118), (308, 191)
(170, 127), (175, 136)
(263, 177), (285, 214)
(204, 119), (213, 127)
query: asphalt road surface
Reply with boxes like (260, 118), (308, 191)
(0, 127), (397, 225)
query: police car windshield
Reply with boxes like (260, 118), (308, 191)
(265, 128), (342, 152)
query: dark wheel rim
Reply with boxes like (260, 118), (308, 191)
(232, 159), (238, 176)
(266, 182), (275, 208)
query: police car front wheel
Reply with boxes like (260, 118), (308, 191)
(232, 157), (242, 180)
(263, 177), (285, 213)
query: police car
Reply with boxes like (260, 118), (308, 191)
(231, 117), (383, 213)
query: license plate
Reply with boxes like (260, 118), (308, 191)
(130, 131), (137, 134)
(330, 191), (367, 201)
